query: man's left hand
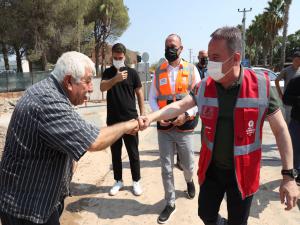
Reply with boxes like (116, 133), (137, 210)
(279, 178), (299, 210)
(172, 113), (187, 126)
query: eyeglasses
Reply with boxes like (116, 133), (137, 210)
(80, 77), (92, 86)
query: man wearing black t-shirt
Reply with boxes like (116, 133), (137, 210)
(100, 43), (145, 196)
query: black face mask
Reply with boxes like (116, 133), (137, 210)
(165, 47), (179, 62)
(200, 57), (208, 67)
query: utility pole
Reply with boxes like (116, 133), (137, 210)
(238, 8), (252, 61)
(188, 48), (192, 63)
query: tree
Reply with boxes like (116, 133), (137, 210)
(280, 0), (292, 69)
(246, 14), (266, 65)
(263, 0), (284, 66)
(84, 0), (129, 76)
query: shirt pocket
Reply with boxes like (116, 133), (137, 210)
(235, 108), (259, 146)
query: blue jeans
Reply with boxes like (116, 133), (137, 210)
(289, 119), (300, 173)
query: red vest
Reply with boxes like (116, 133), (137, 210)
(197, 68), (270, 199)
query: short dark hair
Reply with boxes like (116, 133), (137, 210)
(112, 43), (126, 54)
(293, 51), (300, 58)
(210, 26), (242, 54)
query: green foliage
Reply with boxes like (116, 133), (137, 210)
(84, 0), (130, 75)
(245, 0), (292, 67)
(0, 0), (129, 72)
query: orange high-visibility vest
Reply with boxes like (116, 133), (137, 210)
(196, 68), (270, 199)
(155, 59), (198, 131)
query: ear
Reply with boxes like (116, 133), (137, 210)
(63, 75), (73, 91)
(233, 52), (241, 65)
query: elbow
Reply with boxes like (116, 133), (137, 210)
(100, 84), (106, 92)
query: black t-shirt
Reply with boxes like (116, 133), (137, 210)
(283, 76), (300, 122)
(102, 66), (142, 125)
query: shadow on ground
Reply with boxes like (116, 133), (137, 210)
(66, 188), (188, 219)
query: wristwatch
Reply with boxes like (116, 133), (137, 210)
(281, 169), (298, 179)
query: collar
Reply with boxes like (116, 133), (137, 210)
(167, 59), (184, 70)
(50, 74), (72, 105)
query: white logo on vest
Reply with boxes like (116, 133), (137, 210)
(246, 120), (255, 136)
(159, 78), (167, 86)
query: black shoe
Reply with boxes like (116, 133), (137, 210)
(187, 180), (195, 199)
(217, 217), (228, 225)
(157, 204), (176, 224)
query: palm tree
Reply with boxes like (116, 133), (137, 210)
(263, 0), (284, 66)
(280, 0), (292, 69)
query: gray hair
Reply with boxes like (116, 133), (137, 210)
(165, 33), (182, 46)
(210, 26), (242, 54)
(52, 51), (96, 83)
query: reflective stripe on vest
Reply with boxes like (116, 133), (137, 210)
(234, 73), (268, 156)
(155, 60), (194, 103)
(197, 69), (270, 199)
(197, 73), (269, 155)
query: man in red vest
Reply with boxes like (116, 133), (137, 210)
(139, 27), (299, 225)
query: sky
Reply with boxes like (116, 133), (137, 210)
(118, 0), (300, 64)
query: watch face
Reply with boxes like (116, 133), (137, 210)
(292, 169), (298, 178)
(281, 169), (299, 178)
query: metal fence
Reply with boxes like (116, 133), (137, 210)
(0, 71), (153, 102)
(0, 71), (50, 93)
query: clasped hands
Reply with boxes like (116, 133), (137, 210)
(126, 113), (188, 135)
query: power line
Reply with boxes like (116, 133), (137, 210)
(238, 8), (252, 61)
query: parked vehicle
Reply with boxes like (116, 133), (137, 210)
(251, 67), (284, 90)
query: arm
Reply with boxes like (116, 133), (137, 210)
(186, 67), (201, 117)
(135, 87), (145, 116)
(87, 120), (138, 151)
(100, 70), (128, 92)
(268, 110), (299, 210)
(173, 67), (200, 126)
(148, 76), (160, 112)
(275, 71), (284, 99)
(140, 95), (196, 130)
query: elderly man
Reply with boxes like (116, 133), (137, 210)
(139, 27), (299, 225)
(0, 51), (138, 225)
(196, 50), (208, 79)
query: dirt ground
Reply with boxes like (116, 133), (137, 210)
(1, 103), (300, 225)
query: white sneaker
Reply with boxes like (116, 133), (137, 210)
(133, 181), (142, 196)
(109, 181), (124, 196)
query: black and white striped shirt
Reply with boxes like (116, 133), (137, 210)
(0, 75), (99, 223)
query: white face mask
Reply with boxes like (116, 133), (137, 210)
(207, 56), (233, 81)
(113, 59), (125, 70)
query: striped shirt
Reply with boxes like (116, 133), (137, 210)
(0, 75), (99, 223)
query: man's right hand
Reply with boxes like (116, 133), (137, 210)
(115, 70), (128, 82)
(138, 116), (152, 131)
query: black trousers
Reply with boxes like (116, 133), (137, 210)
(0, 201), (64, 225)
(198, 164), (253, 225)
(111, 133), (141, 182)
